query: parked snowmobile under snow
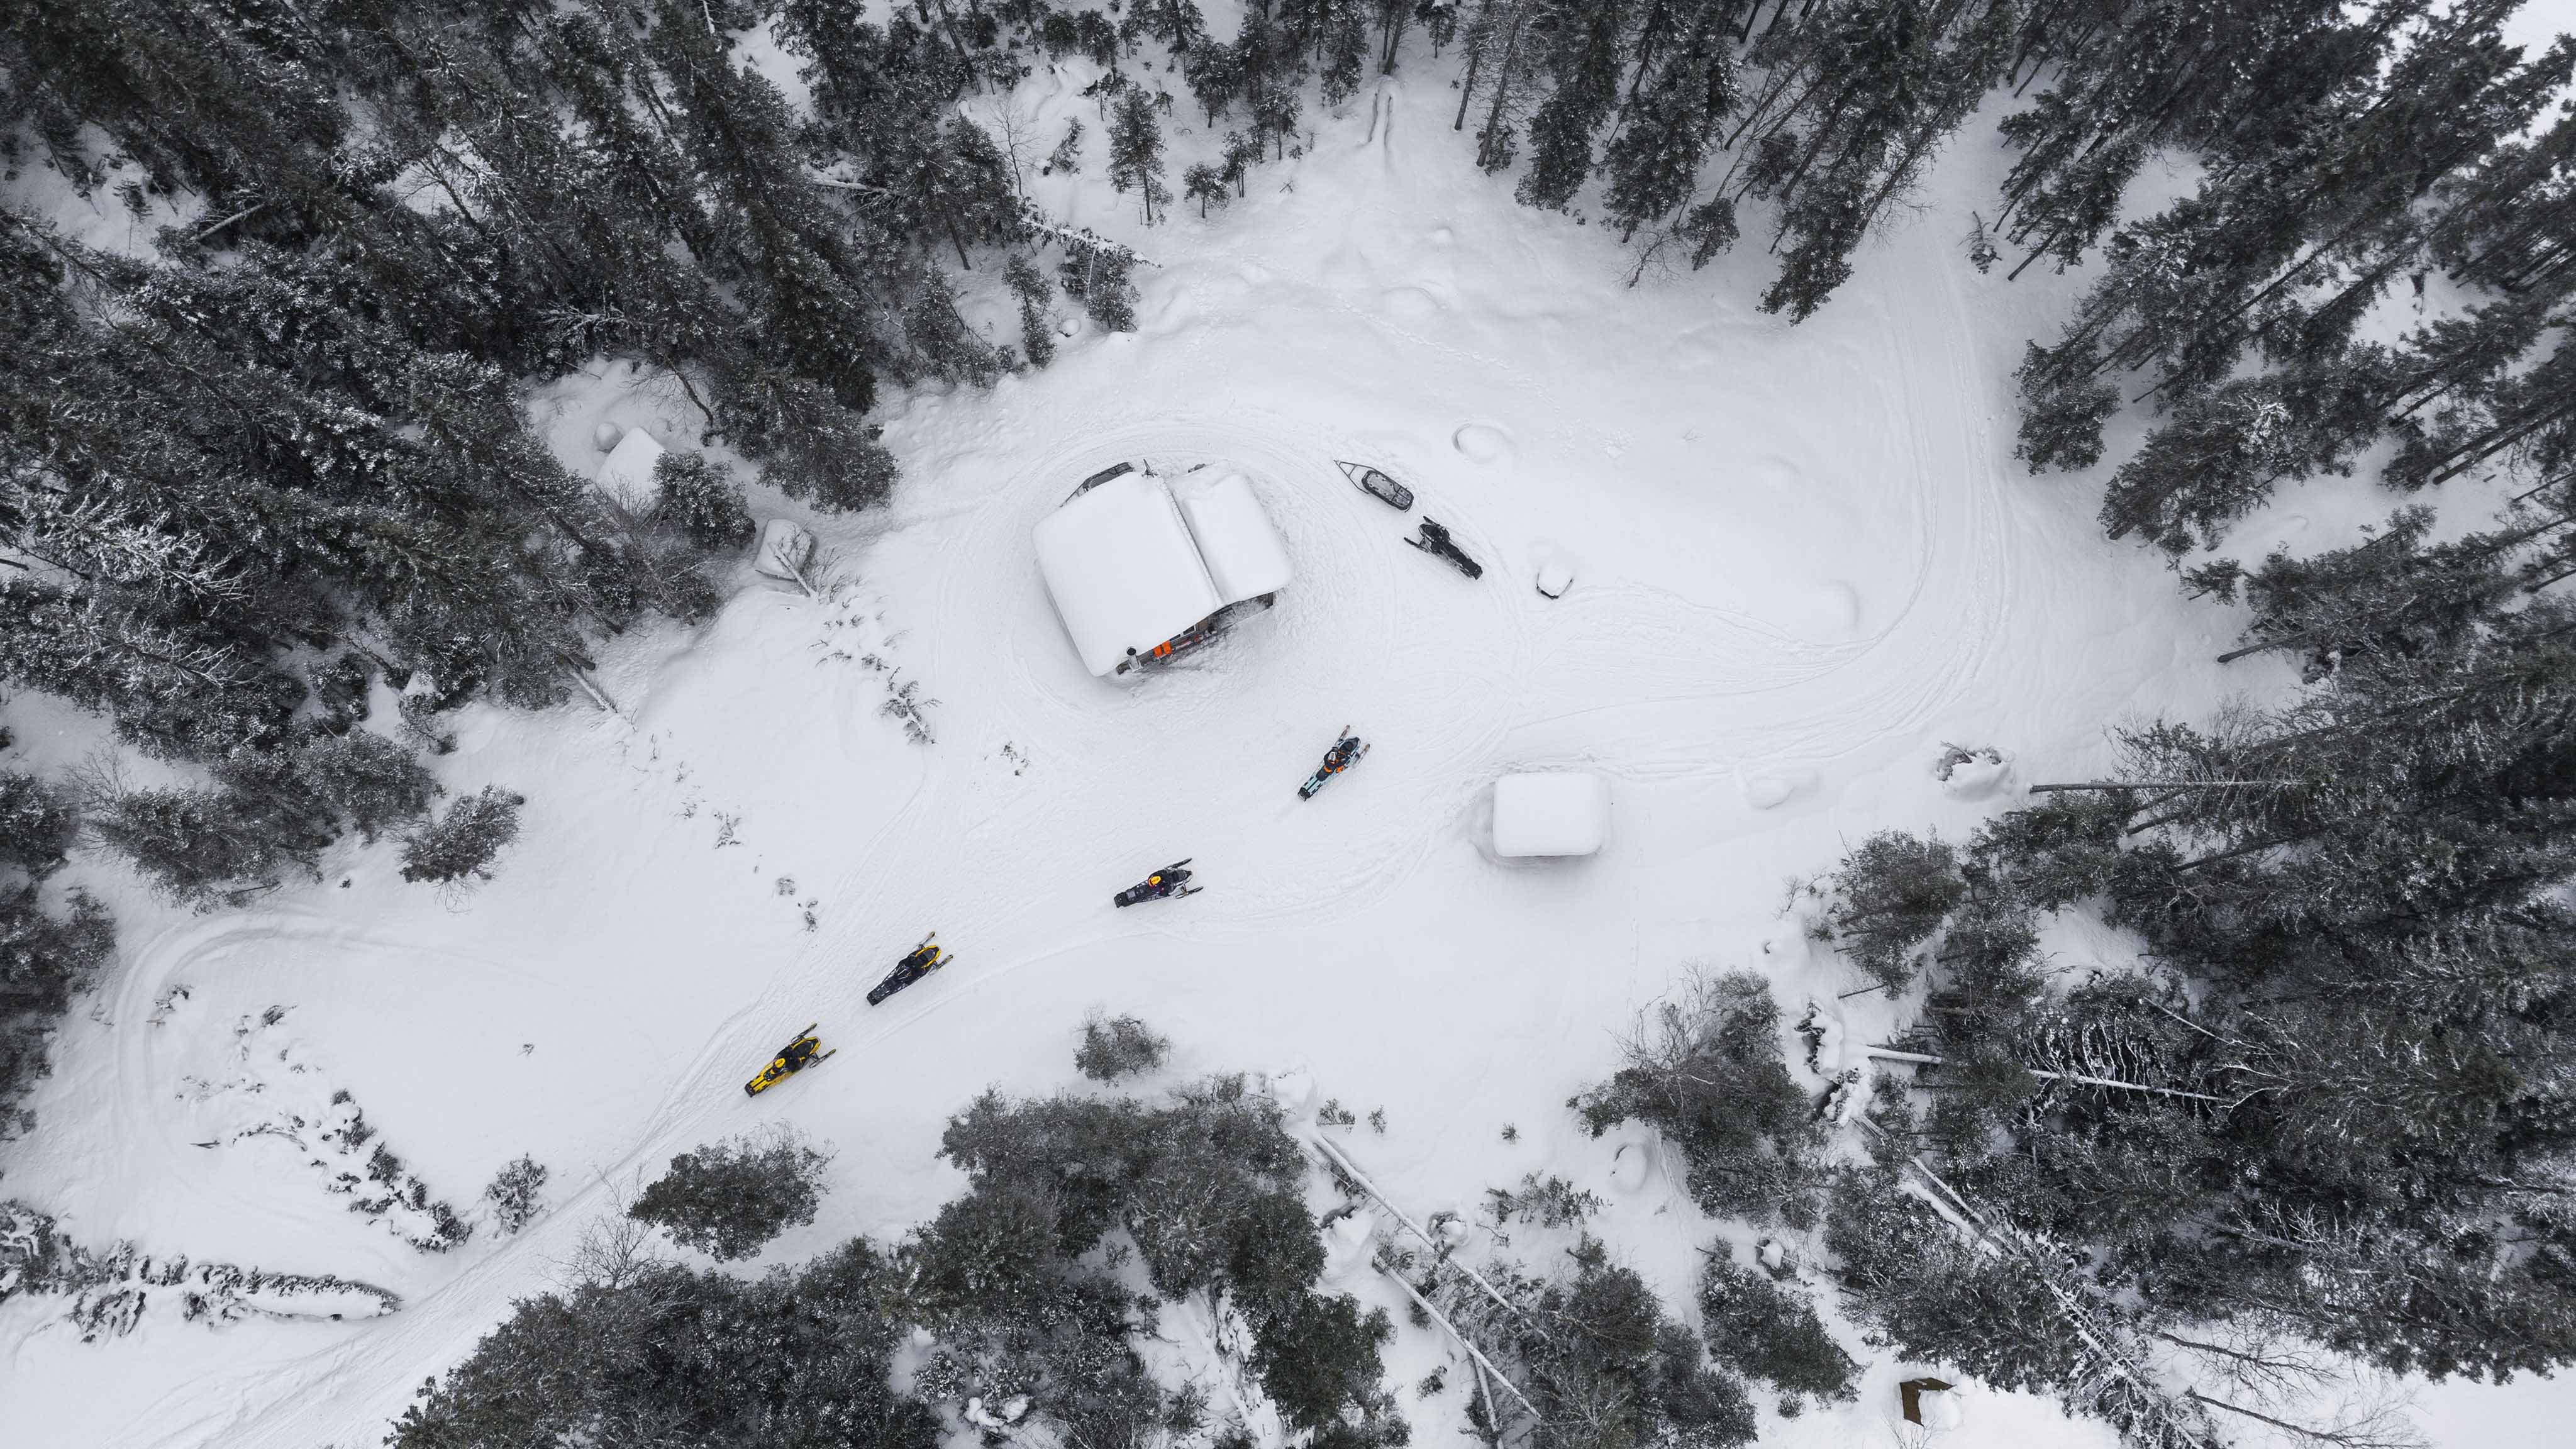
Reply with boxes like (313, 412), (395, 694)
(1405, 517), (1483, 579)
(867, 934), (948, 1006)
(1338, 461), (1414, 511)
(1115, 860), (1199, 907)
(745, 1023), (835, 1096)
(1298, 728), (1370, 800)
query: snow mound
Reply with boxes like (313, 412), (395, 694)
(591, 421), (624, 453)
(1741, 773), (1801, 809)
(753, 518), (816, 583)
(1936, 743), (2014, 799)
(1492, 772), (1610, 858)
(1531, 540), (1578, 599)
(596, 426), (665, 513)
(1607, 1139), (1652, 1197)
(1452, 423), (1511, 462)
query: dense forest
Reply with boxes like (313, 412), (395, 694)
(4, 1), (2576, 1446)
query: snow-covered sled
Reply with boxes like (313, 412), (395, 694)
(1337, 460), (1414, 511)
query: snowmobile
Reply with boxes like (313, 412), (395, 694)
(1114, 860), (1200, 907)
(745, 1023), (835, 1096)
(1404, 517), (1484, 579)
(1298, 728), (1370, 800)
(867, 933), (950, 1006)
(1337, 460), (1415, 511)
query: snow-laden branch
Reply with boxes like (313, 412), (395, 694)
(1863, 1047), (2230, 1104)
(1015, 198), (1157, 268)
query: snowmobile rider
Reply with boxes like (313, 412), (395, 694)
(777, 1036), (820, 1072)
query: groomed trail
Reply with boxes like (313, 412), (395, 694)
(3, 65), (2322, 1449)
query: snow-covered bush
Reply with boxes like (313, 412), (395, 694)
(94, 730), (441, 903)
(650, 452), (755, 550)
(1823, 832), (1967, 992)
(482, 1156), (548, 1236)
(0, 771), (78, 877)
(1075, 1011), (1169, 1082)
(629, 1129), (831, 1261)
(1484, 1171), (1602, 1231)
(1059, 248), (1138, 333)
(1574, 972), (1823, 1228)
(1697, 1246), (1857, 1411)
(0, 886), (113, 1130)
(389, 1240), (933, 1449)
(919, 1075), (1403, 1449)
(1824, 1167), (2087, 1402)
(399, 787), (525, 886)
(1248, 1291), (1399, 1445)
(1436, 1243), (1757, 1449)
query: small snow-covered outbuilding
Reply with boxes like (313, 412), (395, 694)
(1491, 772), (1611, 858)
(1034, 465), (1292, 677)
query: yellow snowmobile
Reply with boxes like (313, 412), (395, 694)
(745, 1023), (833, 1096)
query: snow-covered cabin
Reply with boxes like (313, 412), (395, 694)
(1491, 772), (1611, 858)
(1033, 466), (1293, 677)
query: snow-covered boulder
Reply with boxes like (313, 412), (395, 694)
(1492, 772), (1610, 858)
(592, 421), (625, 453)
(753, 518), (816, 582)
(596, 426), (665, 513)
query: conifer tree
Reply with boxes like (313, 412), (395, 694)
(1106, 86), (1171, 225)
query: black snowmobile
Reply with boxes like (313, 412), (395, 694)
(867, 933), (949, 1006)
(745, 1023), (835, 1096)
(1337, 460), (1415, 511)
(1298, 728), (1370, 800)
(1114, 860), (1199, 907)
(1405, 517), (1484, 579)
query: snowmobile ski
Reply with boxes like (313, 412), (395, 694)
(1114, 860), (1197, 908)
(1404, 517), (1484, 580)
(745, 1022), (831, 1096)
(1298, 728), (1370, 800)
(1337, 460), (1415, 511)
(867, 934), (948, 1006)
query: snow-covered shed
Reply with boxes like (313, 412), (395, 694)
(1034, 466), (1292, 677)
(1491, 772), (1611, 858)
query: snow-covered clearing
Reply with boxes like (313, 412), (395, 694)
(6, 38), (2572, 1449)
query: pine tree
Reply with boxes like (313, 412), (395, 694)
(630, 1130), (833, 1260)
(1004, 253), (1057, 366)
(1514, 0), (1633, 212)
(1600, 3), (1738, 242)
(1106, 86), (1170, 225)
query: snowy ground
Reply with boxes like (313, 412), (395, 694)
(6, 33), (2574, 1449)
